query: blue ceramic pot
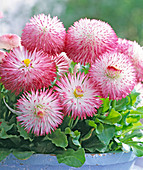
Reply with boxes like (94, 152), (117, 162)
(0, 152), (137, 170)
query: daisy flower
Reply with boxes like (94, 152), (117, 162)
(0, 34), (21, 50)
(117, 38), (143, 82)
(89, 52), (136, 100)
(0, 50), (5, 63)
(0, 46), (56, 94)
(51, 52), (71, 77)
(16, 89), (63, 136)
(55, 72), (102, 120)
(65, 18), (118, 64)
(21, 14), (66, 55)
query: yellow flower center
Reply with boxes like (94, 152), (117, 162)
(106, 66), (122, 79)
(73, 86), (84, 98)
(37, 110), (45, 118)
(23, 59), (31, 67)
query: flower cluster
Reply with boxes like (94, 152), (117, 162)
(0, 13), (143, 137)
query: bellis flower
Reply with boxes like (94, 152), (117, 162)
(65, 18), (118, 64)
(51, 52), (71, 77)
(0, 50), (5, 63)
(16, 89), (63, 136)
(89, 52), (136, 100)
(55, 72), (102, 120)
(0, 46), (56, 94)
(21, 14), (66, 55)
(0, 34), (21, 50)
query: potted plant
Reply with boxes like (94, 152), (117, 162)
(0, 13), (143, 169)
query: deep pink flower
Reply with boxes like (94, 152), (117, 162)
(0, 34), (21, 50)
(21, 14), (66, 55)
(51, 52), (71, 76)
(16, 89), (63, 136)
(65, 18), (118, 64)
(0, 46), (56, 94)
(117, 39), (143, 82)
(55, 72), (102, 120)
(89, 52), (136, 100)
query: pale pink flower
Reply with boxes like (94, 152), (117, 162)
(16, 89), (63, 136)
(0, 46), (56, 94)
(51, 52), (71, 76)
(134, 82), (143, 107)
(0, 11), (4, 19)
(117, 39), (143, 82)
(0, 34), (21, 50)
(89, 52), (136, 100)
(65, 18), (118, 64)
(0, 50), (6, 63)
(21, 14), (66, 55)
(55, 72), (102, 120)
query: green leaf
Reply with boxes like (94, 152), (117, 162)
(103, 109), (122, 124)
(96, 123), (104, 134)
(86, 120), (97, 128)
(130, 91), (140, 106)
(17, 122), (33, 141)
(80, 128), (94, 142)
(0, 128), (18, 139)
(121, 130), (143, 142)
(126, 114), (141, 123)
(0, 150), (11, 162)
(115, 97), (129, 111)
(57, 148), (85, 167)
(0, 119), (14, 132)
(65, 128), (81, 147)
(48, 129), (68, 148)
(82, 129), (107, 152)
(101, 97), (110, 112)
(137, 106), (143, 113)
(97, 124), (115, 145)
(12, 151), (34, 160)
(131, 144), (143, 157)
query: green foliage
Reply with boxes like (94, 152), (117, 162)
(1, 76), (143, 167)
(57, 148), (85, 167)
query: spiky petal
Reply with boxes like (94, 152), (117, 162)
(55, 72), (102, 120)
(117, 38), (143, 82)
(0, 46), (56, 94)
(0, 50), (5, 63)
(21, 14), (66, 55)
(65, 18), (118, 64)
(16, 89), (63, 136)
(89, 52), (136, 100)
(51, 52), (71, 76)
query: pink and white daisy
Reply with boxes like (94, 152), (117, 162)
(0, 34), (21, 50)
(16, 89), (63, 136)
(21, 14), (66, 55)
(0, 46), (56, 94)
(89, 52), (136, 100)
(118, 39), (143, 82)
(55, 72), (102, 120)
(51, 52), (71, 77)
(65, 18), (118, 64)
(0, 50), (6, 63)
